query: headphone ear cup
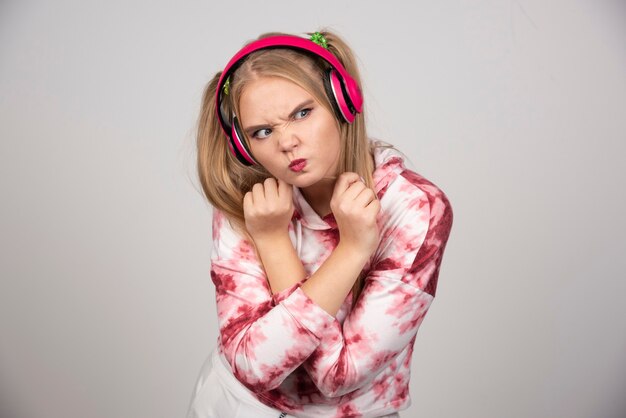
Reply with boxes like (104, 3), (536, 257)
(230, 115), (258, 166)
(323, 68), (356, 123)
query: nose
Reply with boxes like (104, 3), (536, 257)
(277, 123), (299, 152)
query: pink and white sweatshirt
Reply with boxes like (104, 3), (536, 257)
(209, 139), (453, 418)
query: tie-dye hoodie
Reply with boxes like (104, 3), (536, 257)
(209, 139), (453, 417)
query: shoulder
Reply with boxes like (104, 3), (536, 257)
(376, 164), (453, 232)
(371, 140), (452, 231)
(210, 208), (260, 265)
(379, 167), (453, 242)
(373, 146), (454, 257)
(395, 168), (454, 229)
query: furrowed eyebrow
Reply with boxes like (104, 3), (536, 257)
(243, 99), (315, 136)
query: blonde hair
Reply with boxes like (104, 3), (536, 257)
(196, 28), (393, 304)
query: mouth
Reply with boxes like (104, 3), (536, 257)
(289, 159), (307, 172)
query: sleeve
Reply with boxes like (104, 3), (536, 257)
(301, 179), (454, 397)
(209, 208), (337, 393)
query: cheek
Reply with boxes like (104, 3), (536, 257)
(323, 124), (341, 150)
(313, 116), (340, 144)
(248, 146), (274, 171)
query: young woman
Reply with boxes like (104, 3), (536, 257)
(187, 29), (453, 418)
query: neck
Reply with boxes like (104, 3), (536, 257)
(300, 177), (336, 218)
(300, 149), (376, 218)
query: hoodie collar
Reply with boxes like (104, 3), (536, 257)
(291, 139), (407, 230)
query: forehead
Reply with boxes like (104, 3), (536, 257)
(239, 77), (314, 121)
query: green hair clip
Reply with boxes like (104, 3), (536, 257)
(309, 32), (328, 49)
(223, 76), (231, 96)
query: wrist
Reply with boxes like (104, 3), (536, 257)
(252, 231), (306, 295)
(252, 230), (292, 249)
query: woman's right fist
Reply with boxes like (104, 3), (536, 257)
(243, 177), (294, 241)
(329, 172), (381, 257)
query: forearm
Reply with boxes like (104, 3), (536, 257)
(253, 233), (307, 294)
(302, 279), (434, 397)
(301, 243), (369, 317)
(254, 233), (369, 317)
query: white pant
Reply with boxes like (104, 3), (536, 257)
(186, 347), (400, 418)
(186, 347), (294, 418)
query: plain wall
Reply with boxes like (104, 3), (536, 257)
(1, 0), (625, 417)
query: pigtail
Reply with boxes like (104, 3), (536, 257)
(196, 72), (259, 245)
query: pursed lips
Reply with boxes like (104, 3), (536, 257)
(289, 158), (306, 168)
(289, 159), (307, 171)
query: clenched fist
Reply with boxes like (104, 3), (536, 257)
(243, 177), (294, 241)
(330, 172), (381, 257)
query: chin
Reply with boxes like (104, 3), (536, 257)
(289, 175), (319, 188)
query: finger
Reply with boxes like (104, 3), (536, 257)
(263, 177), (279, 203)
(333, 172), (361, 197)
(361, 198), (380, 222)
(251, 182), (267, 207)
(365, 197), (381, 216)
(243, 191), (253, 213)
(342, 180), (367, 204)
(354, 187), (376, 208)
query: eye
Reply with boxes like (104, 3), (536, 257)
(252, 128), (272, 139)
(294, 108), (312, 119)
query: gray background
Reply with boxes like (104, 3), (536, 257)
(1, 1), (625, 417)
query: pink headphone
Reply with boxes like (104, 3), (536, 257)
(215, 34), (364, 166)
